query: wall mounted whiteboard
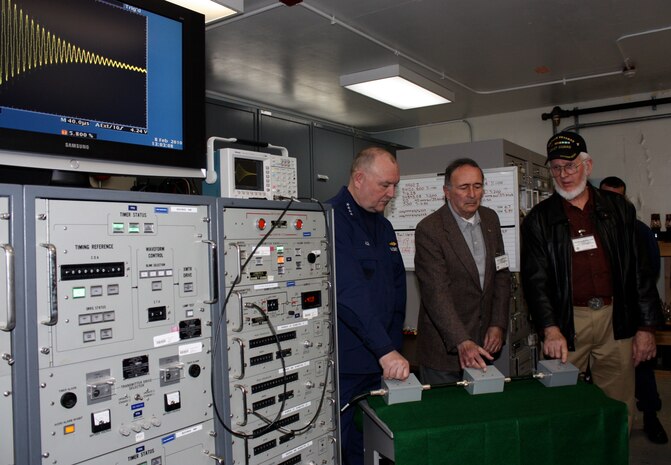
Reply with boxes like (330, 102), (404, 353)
(385, 167), (519, 271)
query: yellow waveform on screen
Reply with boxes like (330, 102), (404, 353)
(0, 0), (146, 87)
(235, 162), (258, 184)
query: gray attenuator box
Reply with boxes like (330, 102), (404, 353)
(537, 359), (579, 387)
(382, 373), (423, 405)
(463, 366), (506, 395)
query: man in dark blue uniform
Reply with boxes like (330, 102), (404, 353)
(329, 147), (410, 465)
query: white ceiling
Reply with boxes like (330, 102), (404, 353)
(204, 0), (671, 132)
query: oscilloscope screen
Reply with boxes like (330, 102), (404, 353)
(0, 0), (184, 151)
(234, 158), (264, 191)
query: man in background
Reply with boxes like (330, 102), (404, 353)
(521, 131), (662, 428)
(600, 175), (667, 444)
(329, 147), (410, 465)
(415, 158), (510, 383)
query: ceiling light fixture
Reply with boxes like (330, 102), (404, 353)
(166, 0), (243, 23)
(339, 64), (454, 110)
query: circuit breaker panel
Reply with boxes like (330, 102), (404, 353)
(216, 200), (339, 465)
(28, 189), (217, 465)
(0, 187), (19, 465)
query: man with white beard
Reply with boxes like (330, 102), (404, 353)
(520, 131), (662, 429)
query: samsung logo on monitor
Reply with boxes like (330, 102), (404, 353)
(65, 143), (90, 150)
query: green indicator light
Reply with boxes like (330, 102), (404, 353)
(128, 223), (140, 233)
(72, 287), (86, 299)
(276, 246), (284, 254)
(112, 223), (124, 233)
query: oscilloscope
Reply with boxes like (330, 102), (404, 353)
(205, 148), (298, 200)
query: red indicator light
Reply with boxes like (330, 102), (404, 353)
(257, 218), (267, 230)
(294, 219), (303, 230)
(301, 290), (321, 309)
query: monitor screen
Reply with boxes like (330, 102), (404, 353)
(234, 157), (264, 191)
(0, 0), (205, 178)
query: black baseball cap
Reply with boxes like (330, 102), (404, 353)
(546, 131), (587, 161)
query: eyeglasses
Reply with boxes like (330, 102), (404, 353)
(549, 161), (584, 177)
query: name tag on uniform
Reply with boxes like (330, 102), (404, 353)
(572, 235), (597, 252)
(495, 254), (509, 271)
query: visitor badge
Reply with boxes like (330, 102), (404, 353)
(495, 254), (509, 271)
(571, 235), (597, 252)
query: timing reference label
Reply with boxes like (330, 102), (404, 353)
(282, 401), (311, 416)
(179, 342), (202, 356)
(253, 246), (271, 256)
(170, 206), (198, 213)
(254, 282), (279, 290)
(154, 331), (180, 347)
(277, 320), (309, 331)
(302, 308), (319, 319)
(279, 360), (310, 374)
(176, 424), (203, 438)
(282, 440), (313, 459)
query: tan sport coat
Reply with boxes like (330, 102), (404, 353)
(415, 204), (511, 372)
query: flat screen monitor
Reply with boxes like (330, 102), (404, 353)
(0, 0), (206, 179)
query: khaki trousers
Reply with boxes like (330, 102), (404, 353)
(568, 304), (635, 430)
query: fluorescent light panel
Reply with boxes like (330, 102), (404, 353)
(166, 0), (242, 23)
(340, 64), (453, 110)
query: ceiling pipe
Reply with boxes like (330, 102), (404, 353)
(541, 97), (671, 121)
(561, 112), (671, 133)
(616, 25), (671, 71)
(368, 118), (474, 143)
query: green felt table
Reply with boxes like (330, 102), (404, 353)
(361, 379), (628, 465)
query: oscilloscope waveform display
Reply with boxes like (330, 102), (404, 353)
(235, 158), (262, 189)
(0, 0), (148, 129)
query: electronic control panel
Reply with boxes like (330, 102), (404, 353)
(217, 201), (339, 465)
(74, 419), (217, 465)
(28, 191), (217, 465)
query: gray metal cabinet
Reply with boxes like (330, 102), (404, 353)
(312, 128), (354, 201)
(0, 184), (23, 465)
